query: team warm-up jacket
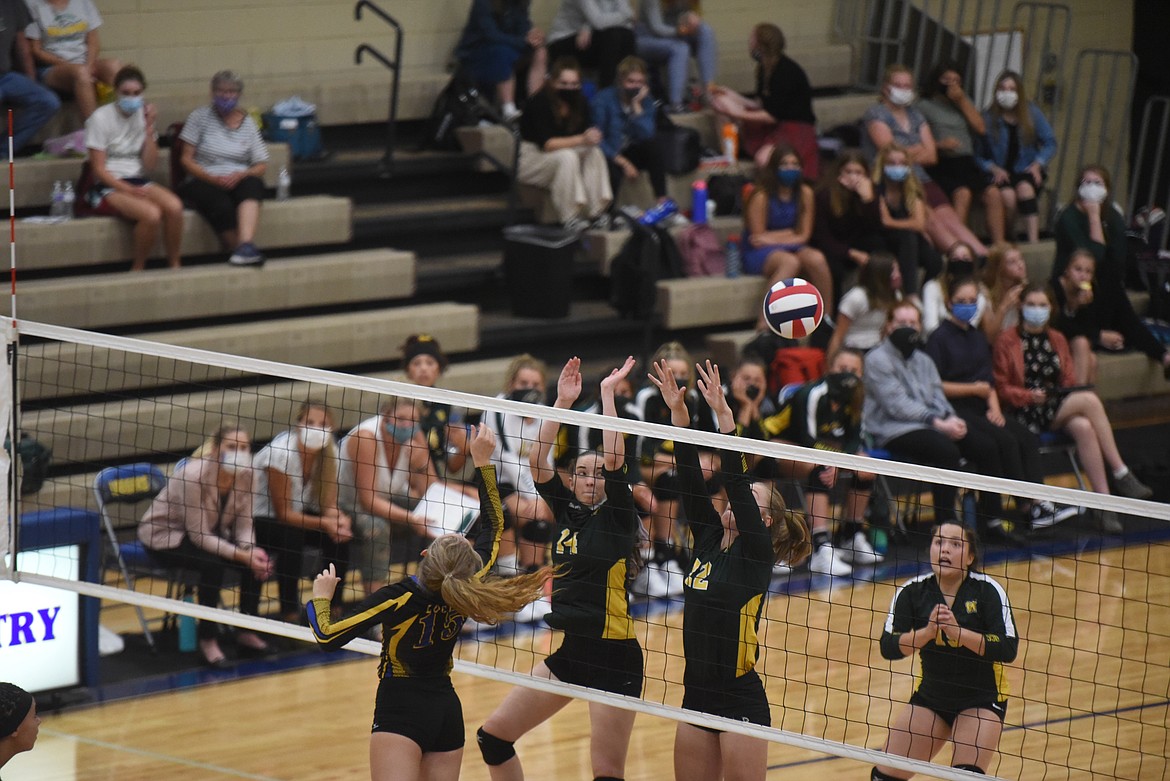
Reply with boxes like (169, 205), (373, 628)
(675, 435), (774, 687)
(536, 464), (639, 641)
(880, 571), (1019, 707)
(306, 465), (504, 679)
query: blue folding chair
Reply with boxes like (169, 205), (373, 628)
(1038, 431), (1088, 490)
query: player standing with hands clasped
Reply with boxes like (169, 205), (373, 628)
(307, 424), (550, 781)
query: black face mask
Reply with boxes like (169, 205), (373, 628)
(508, 388), (543, 405)
(623, 87), (641, 101)
(825, 372), (860, 400)
(556, 88), (581, 104)
(888, 326), (922, 359)
(745, 384), (762, 401)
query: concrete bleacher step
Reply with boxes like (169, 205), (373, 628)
(16, 194), (352, 271)
(14, 143), (292, 210)
(656, 275), (768, 330)
(7, 249), (414, 329)
(19, 302), (479, 402)
(705, 328), (764, 369)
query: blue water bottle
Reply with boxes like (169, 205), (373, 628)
(691, 180), (708, 225)
(639, 198), (678, 226)
(725, 236), (742, 278)
(178, 591), (197, 653)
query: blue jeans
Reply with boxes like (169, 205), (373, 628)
(0, 71), (61, 151)
(635, 21), (717, 105)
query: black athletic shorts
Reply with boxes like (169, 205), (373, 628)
(372, 676), (465, 752)
(682, 669), (772, 732)
(544, 633), (644, 697)
(909, 690), (1008, 728)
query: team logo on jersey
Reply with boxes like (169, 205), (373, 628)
(965, 600), (978, 613)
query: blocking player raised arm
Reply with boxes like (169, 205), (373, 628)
(528, 355), (581, 486)
(599, 356), (637, 471)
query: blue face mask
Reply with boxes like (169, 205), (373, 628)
(383, 419), (416, 444)
(884, 164), (910, 182)
(1021, 305), (1051, 328)
(951, 302), (979, 324)
(117, 95), (143, 114)
(777, 168), (802, 187)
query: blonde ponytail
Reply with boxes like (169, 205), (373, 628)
(417, 534), (552, 624)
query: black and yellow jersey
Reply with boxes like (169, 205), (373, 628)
(675, 436), (774, 687)
(306, 465), (504, 679)
(536, 465), (639, 641)
(879, 571), (1019, 707)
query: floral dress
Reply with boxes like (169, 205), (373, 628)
(1018, 331), (1063, 432)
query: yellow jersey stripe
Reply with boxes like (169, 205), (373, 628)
(737, 594), (762, 676)
(602, 559), (635, 640)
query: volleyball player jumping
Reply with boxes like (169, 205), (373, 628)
(478, 356), (643, 781)
(650, 359), (811, 781)
(307, 424), (550, 781)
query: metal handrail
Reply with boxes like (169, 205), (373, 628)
(354, 0), (403, 176)
(1127, 96), (1170, 248)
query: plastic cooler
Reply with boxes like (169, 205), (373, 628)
(502, 225), (579, 318)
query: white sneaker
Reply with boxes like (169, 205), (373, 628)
(513, 596), (552, 624)
(839, 531), (883, 566)
(809, 544), (852, 577)
(772, 561), (792, 576)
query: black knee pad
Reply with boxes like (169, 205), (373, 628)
(520, 519), (552, 544)
(593, 777), (624, 781)
(953, 764), (985, 774)
(871, 768), (908, 781)
(476, 727), (516, 766)
(1017, 196), (1038, 216)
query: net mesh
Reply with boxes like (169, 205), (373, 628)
(5, 321), (1169, 781)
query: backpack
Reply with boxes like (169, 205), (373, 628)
(767, 347), (825, 397)
(609, 223), (683, 319)
(423, 70), (487, 151)
(7, 433), (51, 495)
(678, 222), (724, 277)
(655, 108), (701, 174)
(707, 173), (752, 216)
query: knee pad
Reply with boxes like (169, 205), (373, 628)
(594, 777), (624, 781)
(871, 768), (907, 781)
(476, 727), (516, 766)
(953, 764), (985, 774)
(520, 519), (552, 544)
(1017, 196), (1038, 216)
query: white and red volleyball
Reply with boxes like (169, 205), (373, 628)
(762, 277), (824, 339)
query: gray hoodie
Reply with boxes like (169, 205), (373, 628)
(548, 0), (634, 44)
(862, 337), (955, 446)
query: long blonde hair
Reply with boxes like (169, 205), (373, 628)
(757, 482), (812, 566)
(417, 535), (552, 624)
(987, 70), (1035, 146)
(873, 143), (925, 211)
(296, 399), (339, 512)
(983, 242), (1024, 307)
(191, 422), (246, 459)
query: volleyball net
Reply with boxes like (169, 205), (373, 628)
(4, 320), (1169, 781)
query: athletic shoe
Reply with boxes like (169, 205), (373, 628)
(512, 595), (552, 624)
(772, 561), (792, 576)
(1097, 509), (1123, 534)
(502, 105), (522, 123)
(838, 531), (883, 566)
(228, 242), (265, 267)
(562, 216), (588, 236)
(1113, 471), (1153, 500)
(1028, 500), (1081, 530)
(808, 544), (852, 576)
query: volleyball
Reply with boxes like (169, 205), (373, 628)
(762, 277), (824, 339)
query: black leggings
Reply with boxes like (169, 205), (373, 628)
(148, 537), (261, 640)
(547, 26), (636, 88)
(607, 137), (667, 203)
(251, 515), (351, 618)
(178, 174), (265, 234)
(883, 227), (942, 297)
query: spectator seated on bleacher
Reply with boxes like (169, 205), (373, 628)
(455, 0), (547, 123)
(26, 0), (120, 121)
(920, 241), (984, 335)
(709, 23), (817, 180)
(401, 333), (471, 480)
(826, 250), (902, 359)
(177, 70), (269, 267)
(977, 69), (1057, 244)
(0, 0), (60, 154)
(591, 55), (666, 216)
(518, 56), (612, 231)
(634, 0), (716, 114)
(980, 242), (1027, 343)
(812, 150), (886, 309)
(871, 144), (941, 298)
(545, 0), (636, 89)
(84, 64), (184, 271)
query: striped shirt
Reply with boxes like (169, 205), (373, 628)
(179, 105), (268, 178)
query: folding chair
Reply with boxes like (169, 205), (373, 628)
(93, 463), (180, 651)
(1038, 430), (1088, 490)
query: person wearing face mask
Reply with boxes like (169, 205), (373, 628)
(590, 55), (667, 216)
(978, 70), (1057, 244)
(178, 70), (269, 267)
(1052, 164), (1170, 379)
(813, 151), (888, 303)
(993, 284), (1153, 533)
(251, 400), (352, 624)
(545, 0), (636, 89)
(84, 64), (185, 271)
(764, 348), (881, 576)
(138, 424), (273, 667)
(864, 64), (988, 260)
(517, 57), (612, 232)
(709, 22), (818, 179)
(872, 144), (943, 298)
(743, 144), (834, 325)
(926, 279), (1075, 535)
(920, 241), (987, 335)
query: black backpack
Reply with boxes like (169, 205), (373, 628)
(609, 222), (683, 319)
(423, 70), (488, 151)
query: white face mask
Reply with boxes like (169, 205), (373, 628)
(219, 449), (252, 474)
(1078, 181), (1108, 204)
(299, 424), (331, 452)
(995, 89), (1019, 110)
(888, 86), (915, 107)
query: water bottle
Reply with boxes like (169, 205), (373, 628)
(49, 180), (64, 218)
(276, 167), (291, 201)
(178, 592), (197, 653)
(61, 181), (75, 221)
(638, 197), (678, 226)
(725, 236), (742, 278)
(691, 179), (708, 225)
(721, 122), (739, 162)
